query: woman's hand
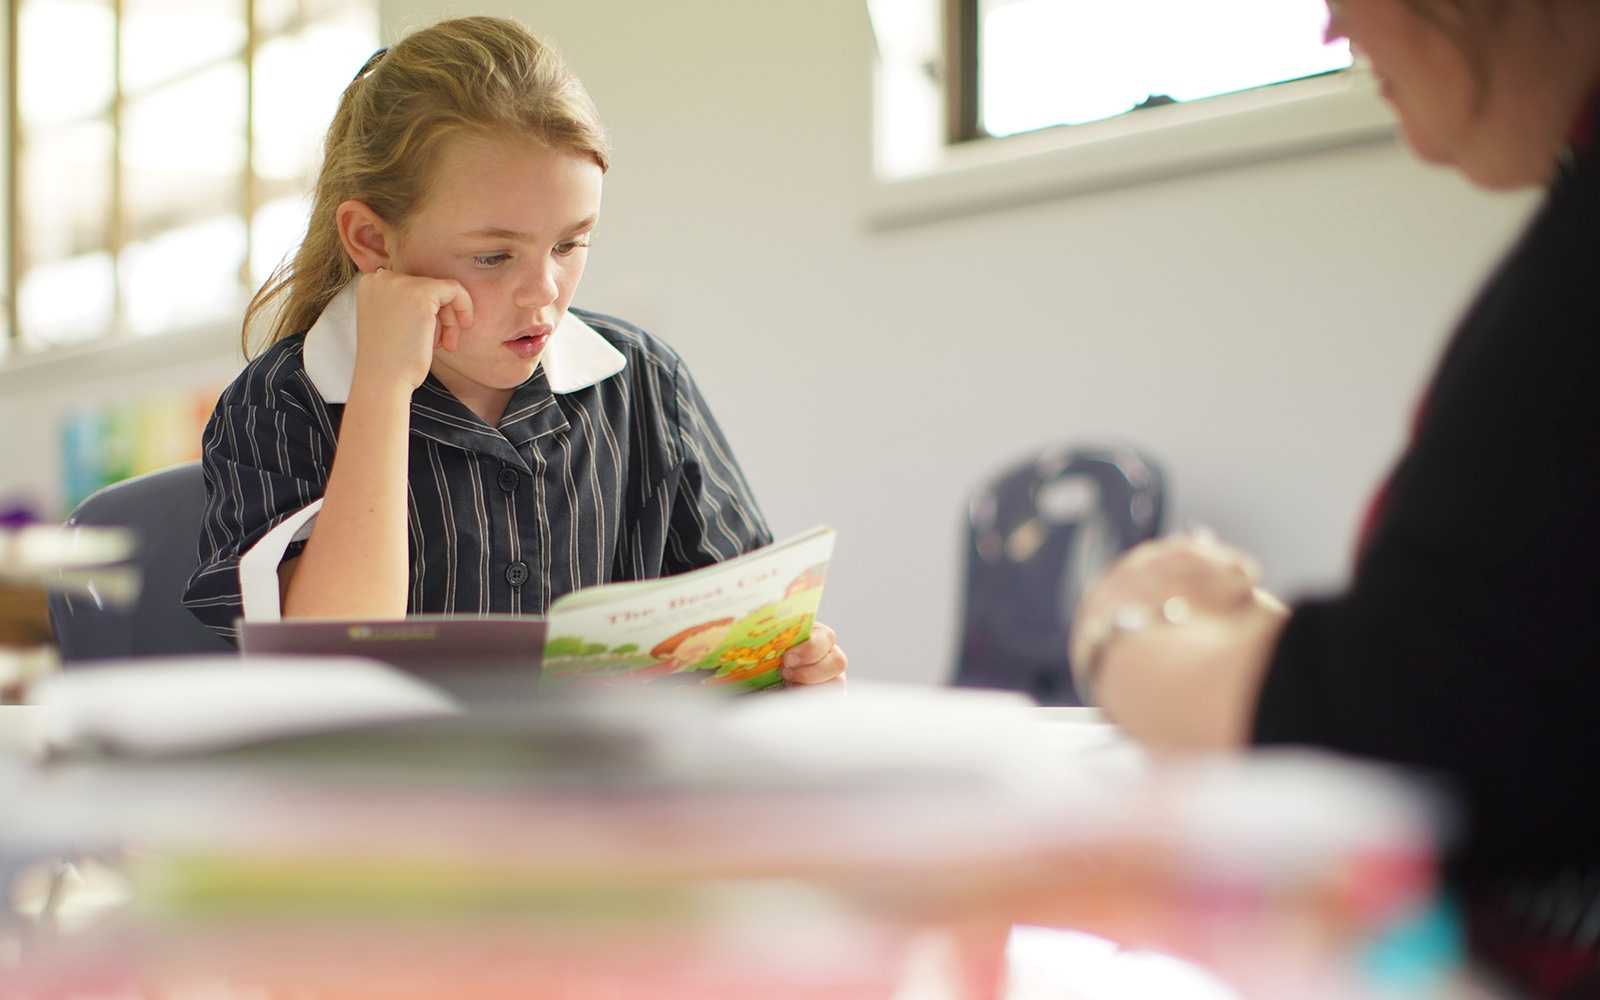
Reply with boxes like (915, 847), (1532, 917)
(1074, 532), (1262, 653)
(1094, 599), (1287, 751)
(782, 622), (848, 686)
(1072, 533), (1288, 751)
(353, 267), (475, 394)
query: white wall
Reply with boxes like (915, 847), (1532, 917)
(0, 0), (1539, 687)
(375, 0), (1535, 685)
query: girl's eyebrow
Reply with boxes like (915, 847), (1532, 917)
(461, 216), (597, 242)
(461, 226), (535, 242)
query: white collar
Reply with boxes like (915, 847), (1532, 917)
(301, 280), (626, 403)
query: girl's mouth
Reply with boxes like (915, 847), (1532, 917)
(504, 332), (550, 359)
(504, 325), (553, 359)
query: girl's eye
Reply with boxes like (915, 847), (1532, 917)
(472, 252), (511, 267)
(554, 239), (590, 257)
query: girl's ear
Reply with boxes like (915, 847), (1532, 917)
(335, 199), (394, 273)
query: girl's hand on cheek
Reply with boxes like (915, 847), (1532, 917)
(353, 266), (476, 395)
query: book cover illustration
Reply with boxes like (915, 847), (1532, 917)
(540, 527), (835, 693)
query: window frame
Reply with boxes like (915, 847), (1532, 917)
(1, 0), (373, 361)
(867, 0), (1395, 230)
(945, 0), (1356, 144)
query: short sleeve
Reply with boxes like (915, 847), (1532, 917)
(183, 395), (334, 641)
(662, 358), (773, 573)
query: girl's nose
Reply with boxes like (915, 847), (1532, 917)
(515, 264), (560, 310)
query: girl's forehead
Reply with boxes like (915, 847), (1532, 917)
(417, 136), (603, 232)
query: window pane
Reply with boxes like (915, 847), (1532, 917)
(251, 194), (312, 288)
(19, 0), (116, 127)
(123, 63), (247, 240)
(258, 0), (369, 35)
(253, 10), (380, 183)
(20, 121), (114, 268)
(19, 253), (116, 348)
(256, 0), (300, 35)
(979, 0), (1350, 137)
(120, 217), (247, 336)
(122, 0), (246, 94)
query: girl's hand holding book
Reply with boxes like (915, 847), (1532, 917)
(781, 622), (848, 686)
(353, 267), (476, 393)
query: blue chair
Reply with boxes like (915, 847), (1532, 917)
(48, 462), (235, 661)
(952, 445), (1165, 705)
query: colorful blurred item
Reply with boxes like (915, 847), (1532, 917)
(0, 679), (1456, 998)
(59, 387), (218, 514)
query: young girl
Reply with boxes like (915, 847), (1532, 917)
(182, 16), (845, 686)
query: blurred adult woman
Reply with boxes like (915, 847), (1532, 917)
(1073, 2), (1600, 992)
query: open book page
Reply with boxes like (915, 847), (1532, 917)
(542, 526), (835, 692)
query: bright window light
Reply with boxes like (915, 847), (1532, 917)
(6, 0), (376, 355)
(19, 253), (116, 348)
(120, 0), (246, 94)
(120, 217), (247, 337)
(253, 13), (379, 183)
(20, 121), (114, 265)
(18, 1), (116, 127)
(980, 0), (1349, 137)
(251, 195), (313, 287)
(123, 62), (248, 238)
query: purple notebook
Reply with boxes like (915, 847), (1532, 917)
(237, 615), (548, 703)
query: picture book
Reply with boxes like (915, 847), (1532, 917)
(540, 526), (835, 693)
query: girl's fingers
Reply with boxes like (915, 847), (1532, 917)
(439, 281), (475, 329)
(783, 623), (837, 668)
(435, 306), (456, 353)
(783, 651), (846, 685)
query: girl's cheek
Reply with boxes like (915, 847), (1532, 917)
(458, 273), (496, 302)
(559, 267), (585, 304)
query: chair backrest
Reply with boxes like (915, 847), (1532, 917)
(952, 445), (1164, 705)
(48, 461), (235, 662)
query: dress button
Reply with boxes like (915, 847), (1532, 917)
(505, 561), (530, 588)
(497, 466), (520, 493)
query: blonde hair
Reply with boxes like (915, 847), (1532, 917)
(244, 16), (610, 355)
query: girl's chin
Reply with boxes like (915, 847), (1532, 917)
(434, 357), (541, 394)
(486, 362), (541, 389)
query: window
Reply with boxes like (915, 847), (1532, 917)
(2, 0), (377, 359)
(867, 0), (1382, 227)
(953, 0), (1351, 142)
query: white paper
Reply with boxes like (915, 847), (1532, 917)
(30, 655), (455, 758)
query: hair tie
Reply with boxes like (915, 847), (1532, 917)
(352, 47), (388, 84)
